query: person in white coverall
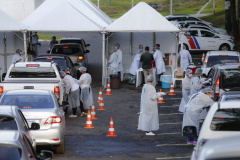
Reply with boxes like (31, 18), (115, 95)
(60, 71), (80, 118)
(76, 67), (93, 117)
(12, 49), (25, 64)
(153, 45), (166, 86)
(190, 68), (206, 96)
(115, 43), (123, 78)
(108, 46), (119, 75)
(129, 45), (144, 84)
(178, 45), (192, 69)
(179, 69), (192, 112)
(138, 75), (162, 136)
(182, 88), (214, 145)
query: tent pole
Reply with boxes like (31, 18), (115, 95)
(175, 32), (179, 68)
(3, 32), (7, 73)
(23, 30), (28, 62)
(102, 31), (106, 88)
(180, 32), (183, 68)
(130, 32), (133, 62)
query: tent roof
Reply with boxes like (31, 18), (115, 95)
(23, 0), (111, 32)
(0, 9), (27, 31)
(105, 2), (180, 32)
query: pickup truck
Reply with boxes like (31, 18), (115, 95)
(0, 62), (64, 104)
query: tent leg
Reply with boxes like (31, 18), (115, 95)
(102, 31), (106, 88)
(180, 32), (183, 68)
(3, 32), (7, 73)
(130, 32), (133, 62)
(175, 32), (179, 68)
(23, 30), (28, 62)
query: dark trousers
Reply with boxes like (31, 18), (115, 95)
(79, 87), (85, 113)
(158, 73), (163, 86)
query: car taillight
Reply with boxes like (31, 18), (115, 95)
(44, 116), (62, 124)
(65, 71), (70, 74)
(215, 78), (220, 99)
(77, 56), (84, 61)
(0, 86), (3, 98)
(47, 57), (53, 59)
(54, 86), (60, 100)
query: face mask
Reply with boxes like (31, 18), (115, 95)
(188, 74), (192, 77)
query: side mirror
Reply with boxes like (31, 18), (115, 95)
(182, 126), (197, 137)
(30, 123), (40, 130)
(61, 101), (69, 106)
(2, 73), (6, 81)
(74, 63), (80, 66)
(86, 44), (90, 47)
(39, 150), (53, 160)
(214, 35), (220, 38)
(46, 50), (50, 53)
(197, 61), (203, 65)
(85, 50), (90, 53)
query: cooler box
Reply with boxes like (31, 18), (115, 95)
(110, 74), (120, 89)
(187, 64), (197, 74)
(160, 75), (172, 89)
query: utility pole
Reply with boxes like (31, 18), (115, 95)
(170, 0), (172, 15)
(213, 0), (215, 14)
(231, 0), (239, 40)
(225, 0), (232, 33)
(98, 0), (99, 8)
(132, 0), (134, 8)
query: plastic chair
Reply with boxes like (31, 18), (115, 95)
(172, 67), (185, 88)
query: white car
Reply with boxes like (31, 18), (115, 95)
(191, 101), (240, 160)
(181, 28), (235, 51)
(165, 15), (212, 26)
(201, 51), (240, 75)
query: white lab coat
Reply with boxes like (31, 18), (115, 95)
(138, 84), (160, 131)
(190, 76), (203, 95)
(182, 92), (214, 133)
(179, 77), (191, 112)
(62, 75), (79, 94)
(12, 53), (25, 64)
(154, 50), (166, 75)
(116, 49), (123, 72)
(178, 49), (192, 69)
(108, 52), (119, 74)
(129, 52), (141, 76)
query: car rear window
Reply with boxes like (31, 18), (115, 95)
(0, 95), (54, 109)
(207, 56), (239, 67)
(0, 116), (18, 130)
(9, 67), (56, 78)
(51, 45), (84, 55)
(34, 58), (68, 70)
(210, 109), (240, 131)
(221, 69), (240, 89)
(59, 40), (81, 44)
(0, 147), (21, 160)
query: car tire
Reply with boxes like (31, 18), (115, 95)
(55, 139), (64, 154)
(219, 44), (230, 51)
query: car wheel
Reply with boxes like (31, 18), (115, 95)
(55, 139), (64, 154)
(219, 44), (230, 51)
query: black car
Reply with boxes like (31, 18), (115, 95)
(34, 54), (81, 78)
(59, 38), (90, 54)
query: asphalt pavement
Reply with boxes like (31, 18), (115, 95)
(37, 32), (201, 159)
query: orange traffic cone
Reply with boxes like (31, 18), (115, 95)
(105, 81), (112, 95)
(158, 89), (165, 104)
(84, 111), (94, 129)
(168, 82), (176, 95)
(97, 88), (103, 103)
(98, 96), (106, 110)
(201, 53), (205, 63)
(107, 117), (117, 137)
(91, 103), (97, 120)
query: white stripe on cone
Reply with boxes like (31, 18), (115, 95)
(86, 121), (92, 124)
(110, 121), (114, 124)
(109, 128), (115, 131)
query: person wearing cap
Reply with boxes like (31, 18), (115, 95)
(140, 46), (154, 84)
(60, 71), (80, 118)
(182, 87), (214, 145)
(48, 36), (58, 51)
(115, 43), (123, 77)
(156, 44), (165, 58)
(31, 31), (41, 57)
(138, 75), (162, 136)
(179, 69), (192, 112)
(129, 45), (144, 84)
(108, 46), (119, 75)
(153, 45), (166, 86)
(75, 67), (93, 117)
(178, 45), (192, 70)
(12, 49), (25, 64)
(190, 68), (207, 95)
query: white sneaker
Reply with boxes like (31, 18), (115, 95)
(69, 114), (77, 118)
(146, 132), (155, 136)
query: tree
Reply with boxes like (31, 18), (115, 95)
(231, 0), (239, 40)
(225, 0), (232, 33)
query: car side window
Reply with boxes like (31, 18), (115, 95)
(67, 57), (74, 66)
(201, 31), (214, 37)
(208, 68), (215, 79)
(23, 135), (37, 160)
(185, 30), (198, 36)
(18, 110), (29, 131)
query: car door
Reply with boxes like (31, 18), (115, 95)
(67, 57), (77, 78)
(199, 30), (217, 50)
(184, 30), (201, 51)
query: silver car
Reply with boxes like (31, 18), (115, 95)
(0, 90), (66, 154)
(0, 105), (39, 150)
(0, 130), (53, 160)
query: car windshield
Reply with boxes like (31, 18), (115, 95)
(34, 59), (68, 70)
(221, 69), (240, 89)
(0, 94), (54, 109)
(0, 116), (18, 130)
(207, 56), (239, 67)
(51, 45), (84, 55)
(210, 109), (240, 131)
(0, 147), (21, 160)
(9, 67), (56, 78)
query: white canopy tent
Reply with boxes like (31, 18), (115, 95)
(103, 2), (181, 87)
